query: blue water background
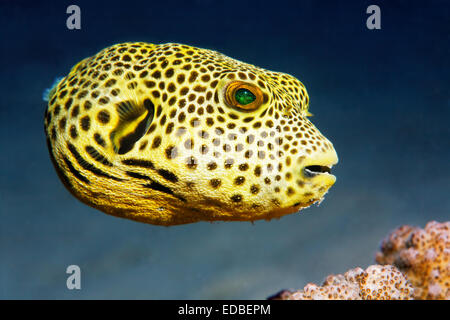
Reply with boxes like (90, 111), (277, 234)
(0, 0), (448, 298)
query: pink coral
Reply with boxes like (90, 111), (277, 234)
(376, 221), (450, 300)
(274, 265), (414, 300)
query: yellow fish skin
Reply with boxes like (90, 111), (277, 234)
(44, 42), (338, 226)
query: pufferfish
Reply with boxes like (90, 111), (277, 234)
(43, 42), (338, 226)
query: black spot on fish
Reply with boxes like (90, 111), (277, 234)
(97, 110), (110, 124)
(80, 115), (90, 131)
(70, 125), (78, 139)
(231, 194), (242, 203)
(94, 133), (106, 148)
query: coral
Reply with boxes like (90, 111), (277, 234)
(270, 221), (449, 300)
(376, 221), (450, 300)
(273, 265), (414, 300)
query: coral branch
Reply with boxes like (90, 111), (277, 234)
(376, 221), (449, 300)
(271, 265), (414, 300)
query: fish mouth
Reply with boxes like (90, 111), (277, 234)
(302, 165), (332, 178)
(301, 150), (338, 180)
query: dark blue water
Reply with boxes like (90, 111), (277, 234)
(1, 0), (448, 299)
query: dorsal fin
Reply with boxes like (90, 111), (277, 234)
(110, 99), (155, 155)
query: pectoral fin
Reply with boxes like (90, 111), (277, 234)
(110, 99), (154, 154)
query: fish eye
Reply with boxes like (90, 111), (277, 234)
(224, 81), (263, 110)
(235, 88), (255, 105)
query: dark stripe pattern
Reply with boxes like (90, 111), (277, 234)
(85, 145), (113, 166)
(157, 169), (178, 183)
(67, 143), (122, 181)
(121, 158), (155, 169)
(125, 171), (152, 180)
(63, 156), (90, 184)
(45, 136), (74, 188)
(125, 170), (185, 202)
(143, 181), (186, 202)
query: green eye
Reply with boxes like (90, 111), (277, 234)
(235, 88), (256, 105)
(225, 81), (263, 110)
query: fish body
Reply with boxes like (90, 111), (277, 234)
(44, 42), (338, 226)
